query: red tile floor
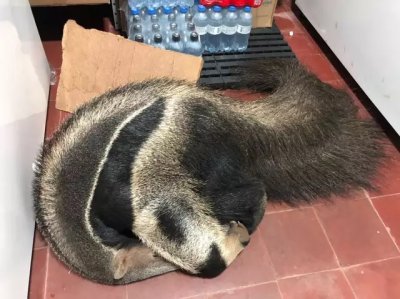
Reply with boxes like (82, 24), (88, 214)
(29, 2), (400, 299)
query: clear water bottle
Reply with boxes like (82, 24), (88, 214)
(193, 5), (208, 50)
(129, 0), (142, 8)
(148, 23), (162, 43)
(168, 12), (176, 24)
(207, 6), (223, 52)
(134, 34), (145, 43)
(182, 22), (196, 43)
(140, 7), (147, 19)
(167, 32), (184, 52)
(177, 6), (189, 26)
(129, 24), (143, 40)
(144, 7), (158, 28)
(160, 6), (173, 28)
(128, 7), (142, 40)
(184, 32), (204, 56)
(151, 33), (165, 49)
(185, 11), (194, 23)
(236, 6), (252, 52)
(164, 22), (179, 43)
(222, 6), (238, 52)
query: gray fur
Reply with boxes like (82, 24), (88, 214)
(33, 58), (384, 285)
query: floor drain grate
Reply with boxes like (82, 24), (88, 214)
(199, 25), (295, 88)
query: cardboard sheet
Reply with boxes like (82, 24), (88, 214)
(253, 0), (278, 28)
(56, 20), (203, 112)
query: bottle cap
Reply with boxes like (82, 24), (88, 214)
(185, 13), (194, 22)
(154, 34), (162, 43)
(133, 24), (142, 32)
(147, 7), (156, 15)
(168, 14), (176, 22)
(228, 6), (236, 12)
(187, 22), (195, 31)
(130, 7), (140, 15)
(197, 5), (206, 13)
(190, 32), (199, 42)
(152, 23), (160, 31)
(134, 34), (144, 42)
(213, 6), (222, 12)
(244, 6), (251, 13)
(172, 32), (181, 42)
(170, 23), (178, 30)
(163, 6), (172, 14)
(179, 6), (189, 13)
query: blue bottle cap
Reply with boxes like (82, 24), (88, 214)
(228, 6), (236, 12)
(163, 6), (172, 14)
(213, 6), (222, 12)
(180, 6), (189, 13)
(197, 5), (206, 13)
(130, 7), (140, 15)
(147, 7), (156, 15)
(244, 6), (251, 12)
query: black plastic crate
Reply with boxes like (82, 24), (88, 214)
(199, 26), (295, 88)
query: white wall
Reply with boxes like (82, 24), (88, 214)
(296, 0), (400, 134)
(0, 0), (50, 298)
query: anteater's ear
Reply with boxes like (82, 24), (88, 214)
(112, 249), (129, 280)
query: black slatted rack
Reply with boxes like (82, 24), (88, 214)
(199, 25), (295, 88)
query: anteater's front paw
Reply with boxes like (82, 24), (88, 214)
(229, 221), (250, 246)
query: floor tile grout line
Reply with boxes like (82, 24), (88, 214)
(278, 267), (341, 281)
(34, 245), (48, 250)
(275, 279), (285, 299)
(265, 205), (313, 215)
(311, 207), (359, 299)
(256, 218), (281, 280)
(43, 247), (49, 299)
(365, 191), (400, 254)
(311, 207), (341, 267)
(368, 192), (400, 200)
(180, 281), (278, 299)
(271, 254), (400, 282)
(342, 255), (400, 271)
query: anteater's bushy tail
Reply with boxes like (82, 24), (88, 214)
(236, 59), (385, 203)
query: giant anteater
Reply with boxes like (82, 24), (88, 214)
(33, 59), (384, 285)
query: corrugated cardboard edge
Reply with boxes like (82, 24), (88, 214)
(56, 20), (203, 113)
(253, 0), (278, 28)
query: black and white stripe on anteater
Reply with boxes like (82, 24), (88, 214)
(33, 59), (385, 285)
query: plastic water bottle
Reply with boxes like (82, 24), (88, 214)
(236, 6), (252, 51)
(134, 34), (144, 43)
(129, 24), (142, 40)
(177, 6), (189, 27)
(185, 11), (194, 23)
(144, 7), (158, 28)
(164, 22), (179, 43)
(160, 6), (173, 28)
(149, 8), (159, 25)
(222, 6), (238, 51)
(185, 32), (204, 56)
(207, 6), (223, 52)
(140, 7), (147, 19)
(151, 33), (165, 49)
(148, 23), (162, 43)
(182, 22), (196, 43)
(128, 7), (142, 40)
(167, 33), (184, 52)
(193, 5), (208, 50)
